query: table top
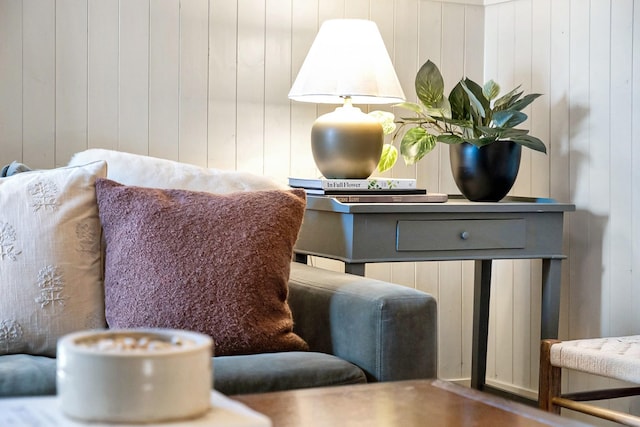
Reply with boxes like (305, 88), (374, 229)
(306, 195), (576, 214)
(234, 380), (591, 427)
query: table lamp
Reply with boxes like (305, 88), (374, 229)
(289, 19), (405, 179)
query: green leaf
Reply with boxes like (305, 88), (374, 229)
(493, 86), (522, 110)
(509, 93), (542, 111)
(483, 80), (500, 101)
(449, 82), (469, 121)
(496, 128), (529, 139)
(424, 97), (452, 119)
(368, 110), (396, 135)
(476, 125), (501, 137)
(377, 143), (398, 172)
(510, 135), (547, 154)
(415, 60), (445, 108)
(492, 110), (528, 128)
(437, 134), (464, 144)
(439, 117), (474, 129)
(460, 79), (488, 119)
(400, 127), (437, 164)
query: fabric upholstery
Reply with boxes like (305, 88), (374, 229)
(0, 354), (57, 397)
(0, 351), (366, 397)
(0, 161), (107, 357)
(288, 262), (438, 382)
(68, 148), (286, 193)
(0, 262), (438, 397)
(95, 178), (308, 356)
(214, 352), (366, 395)
(550, 335), (640, 384)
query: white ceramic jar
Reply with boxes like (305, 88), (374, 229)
(57, 328), (213, 423)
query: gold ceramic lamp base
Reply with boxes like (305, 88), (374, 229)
(311, 104), (383, 179)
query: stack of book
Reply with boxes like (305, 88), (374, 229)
(288, 177), (447, 203)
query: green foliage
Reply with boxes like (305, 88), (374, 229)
(372, 60), (547, 173)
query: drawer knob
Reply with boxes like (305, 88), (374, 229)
(460, 231), (470, 240)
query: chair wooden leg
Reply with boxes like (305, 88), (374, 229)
(539, 339), (562, 414)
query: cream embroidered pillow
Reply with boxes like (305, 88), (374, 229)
(0, 161), (107, 357)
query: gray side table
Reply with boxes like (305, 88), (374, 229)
(294, 194), (575, 400)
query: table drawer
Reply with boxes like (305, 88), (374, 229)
(396, 219), (526, 251)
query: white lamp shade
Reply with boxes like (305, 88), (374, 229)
(288, 19), (405, 105)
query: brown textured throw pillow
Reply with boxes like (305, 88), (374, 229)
(95, 178), (308, 356)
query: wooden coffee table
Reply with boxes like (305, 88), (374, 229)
(234, 380), (592, 427)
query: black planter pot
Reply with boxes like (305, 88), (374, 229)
(449, 141), (521, 202)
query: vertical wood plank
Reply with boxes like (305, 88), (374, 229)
(417, 1), (443, 193)
(548, 0), (572, 352)
(460, 259), (474, 380)
(391, 0), (418, 182)
(0, 0), (22, 167)
(582, 0), (609, 337)
(530, 259), (543, 390)
(482, 5), (499, 85)
(512, 0), (533, 391)
(55, 0), (88, 166)
(208, 0), (238, 170)
(463, 5), (484, 84)
(512, 259), (532, 388)
(439, 2), (465, 195)
(344, 0), (367, 19)
(290, 0), (319, 178)
(148, 0), (179, 161)
(494, 259), (514, 384)
(236, 0), (266, 173)
(530, 0), (551, 198)
(264, 0), (292, 182)
(119, 0), (150, 155)
(608, 0), (634, 336)
(23, 0), (55, 168)
(565, 0), (597, 401)
(438, 260), (464, 380)
(179, 0), (209, 167)
(88, 0), (119, 151)
(512, 0), (532, 197)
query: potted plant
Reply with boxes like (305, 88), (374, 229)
(373, 60), (546, 201)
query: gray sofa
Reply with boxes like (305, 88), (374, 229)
(0, 262), (437, 397)
(0, 149), (437, 397)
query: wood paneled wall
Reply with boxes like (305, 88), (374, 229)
(1, 0), (639, 416)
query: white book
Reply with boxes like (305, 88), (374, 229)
(288, 177), (417, 191)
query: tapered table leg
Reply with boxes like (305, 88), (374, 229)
(471, 259), (492, 390)
(541, 258), (562, 339)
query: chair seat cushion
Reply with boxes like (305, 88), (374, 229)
(0, 354), (57, 397)
(550, 335), (640, 384)
(213, 352), (367, 395)
(0, 351), (367, 398)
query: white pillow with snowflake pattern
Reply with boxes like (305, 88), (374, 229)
(0, 161), (107, 357)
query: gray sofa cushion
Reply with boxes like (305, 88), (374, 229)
(0, 354), (57, 397)
(214, 352), (366, 395)
(0, 351), (366, 398)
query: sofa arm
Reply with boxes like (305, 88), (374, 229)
(287, 262), (437, 382)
